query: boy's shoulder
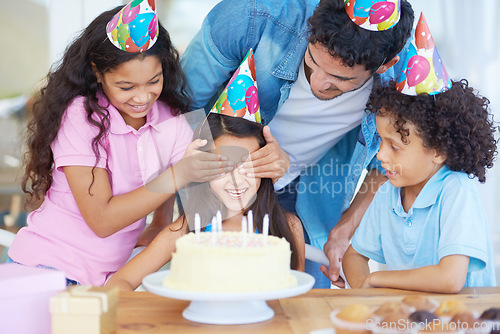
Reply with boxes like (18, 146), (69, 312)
(440, 169), (478, 189)
(436, 168), (481, 200)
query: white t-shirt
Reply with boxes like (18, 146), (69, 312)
(269, 60), (374, 190)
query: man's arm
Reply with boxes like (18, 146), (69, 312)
(320, 169), (387, 284)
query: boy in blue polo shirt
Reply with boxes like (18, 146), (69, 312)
(342, 14), (497, 292)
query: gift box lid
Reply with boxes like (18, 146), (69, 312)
(51, 286), (119, 316)
(0, 263), (66, 300)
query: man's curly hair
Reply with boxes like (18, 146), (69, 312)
(308, 0), (414, 72)
(366, 80), (497, 183)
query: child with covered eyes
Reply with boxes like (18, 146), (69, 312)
(106, 113), (305, 291)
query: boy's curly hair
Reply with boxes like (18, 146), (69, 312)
(366, 80), (497, 183)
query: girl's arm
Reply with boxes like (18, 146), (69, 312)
(286, 213), (305, 271)
(362, 255), (469, 293)
(65, 165), (177, 237)
(342, 245), (371, 288)
(64, 140), (232, 238)
(136, 196), (175, 247)
(105, 216), (189, 291)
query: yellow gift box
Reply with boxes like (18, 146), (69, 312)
(50, 286), (119, 334)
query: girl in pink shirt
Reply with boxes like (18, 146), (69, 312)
(8, 1), (233, 286)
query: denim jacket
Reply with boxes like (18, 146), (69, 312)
(181, 0), (408, 249)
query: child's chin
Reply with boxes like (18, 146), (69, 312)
(387, 179), (401, 188)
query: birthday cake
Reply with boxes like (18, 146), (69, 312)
(163, 231), (297, 292)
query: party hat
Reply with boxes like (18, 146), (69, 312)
(106, 0), (159, 53)
(396, 13), (451, 95)
(210, 49), (261, 123)
(344, 0), (401, 31)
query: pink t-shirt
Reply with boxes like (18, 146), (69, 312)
(9, 95), (193, 285)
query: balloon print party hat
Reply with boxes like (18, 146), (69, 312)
(210, 49), (261, 123)
(344, 0), (401, 31)
(106, 0), (158, 53)
(396, 12), (452, 95)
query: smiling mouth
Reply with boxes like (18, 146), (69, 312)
(225, 188), (247, 199)
(385, 169), (397, 177)
(129, 102), (149, 112)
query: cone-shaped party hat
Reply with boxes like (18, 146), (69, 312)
(344, 0), (401, 31)
(396, 12), (451, 95)
(210, 49), (261, 123)
(106, 0), (158, 53)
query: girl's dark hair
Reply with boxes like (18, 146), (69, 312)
(308, 0), (414, 73)
(183, 113), (300, 269)
(366, 80), (497, 183)
(22, 6), (190, 206)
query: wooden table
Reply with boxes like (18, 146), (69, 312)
(116, 287), (500, 333)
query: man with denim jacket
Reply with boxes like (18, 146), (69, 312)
(181, 0), (414, 288)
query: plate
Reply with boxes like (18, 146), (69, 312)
(142, 270), (315, 301)
(142, 270), (314, 325)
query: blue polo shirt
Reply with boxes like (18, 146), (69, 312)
(352, 166), (496, 287)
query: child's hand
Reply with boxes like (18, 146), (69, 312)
(174, 139), (235, 184)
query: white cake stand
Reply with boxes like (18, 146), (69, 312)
(142, 270), (315, 325)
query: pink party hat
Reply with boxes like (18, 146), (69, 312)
(396, 12), (452, 95)
(106, 0), (158, 53)
(345, 0), (401, 31)
(210, 49), (261, 123)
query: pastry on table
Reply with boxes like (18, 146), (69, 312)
(374, 301), (413, 318)
(408, 310), (439, 324)
(330, 304), (373, 334)
(479, 308), (500, 334)
(435, 300), (468, 317)
(402, 296), (438, 312)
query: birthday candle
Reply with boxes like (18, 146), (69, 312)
(263, 214), (269, 245)
(194, 213), (201, 242)
(247, 210), (253, 234)
(212, 217), (218, 232)
(241, 216), (247, 247)
(216, 210), (222, 233)
(211, 216), (218, 245)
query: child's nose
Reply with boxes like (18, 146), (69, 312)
(231, 166), (249, 184)
(132, 88), (151, 104)
(377, 142), (387, 162)
(377, 146), (387, 163)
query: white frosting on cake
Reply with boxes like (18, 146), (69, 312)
(163, 231), (297, 292)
